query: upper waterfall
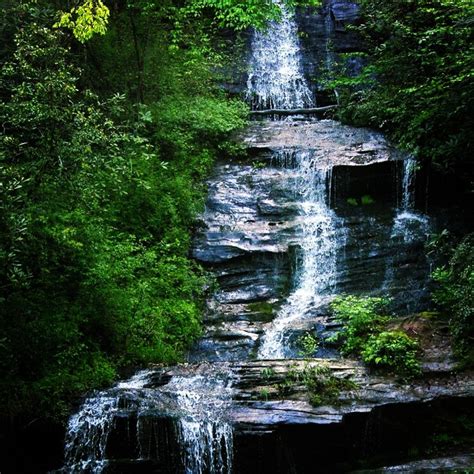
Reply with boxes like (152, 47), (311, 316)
(246, 0), (314, 110)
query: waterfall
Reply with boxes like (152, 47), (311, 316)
(381, 158), (431, 311)
(258, 151), (340, 359)
(246, 0), (314, 110)
(394, 158), (430, 242)
(63, 369), (234, 473)
(401, 158), (416, 211)
(247, 1), (340, 358)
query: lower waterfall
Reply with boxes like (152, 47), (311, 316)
(62, 368), (234, 473)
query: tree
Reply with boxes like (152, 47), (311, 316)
(333, 0), (474, 188)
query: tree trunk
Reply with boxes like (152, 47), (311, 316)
(249, 105), (338, 117)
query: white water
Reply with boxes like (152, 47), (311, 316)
(246, 0), (314, 110)
(395, 158), (430, 242)
(381, 158), (431, 306)
(170, 375), (234, 474)
(401, 158), (416, 211)
(63, 370), (234, 473)
(258, 151), (340, 359)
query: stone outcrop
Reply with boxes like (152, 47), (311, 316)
(191, 119), (433, 361)
(242, 119), (404, 166)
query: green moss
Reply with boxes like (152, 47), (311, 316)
(361, 194), (375, 205)
(302, 365), (358, 407)
(248, 301), (275, 321)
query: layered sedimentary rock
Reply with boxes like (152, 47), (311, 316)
(191, 120), (433, 362)
(63, 358), (473, 473)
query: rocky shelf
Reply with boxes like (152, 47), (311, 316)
(240, 119), (405, 167)
(154, 359), (474, 429)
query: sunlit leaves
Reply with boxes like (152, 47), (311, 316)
(55, 0), (110, 43)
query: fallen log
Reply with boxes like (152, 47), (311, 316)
(249, 105), (338, 116)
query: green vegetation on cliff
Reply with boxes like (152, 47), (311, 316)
(333, 0), (473, 191)
(0, 0), (279, 421)
(330, 296), (421, 377)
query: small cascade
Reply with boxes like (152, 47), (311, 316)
(258, 150), (340, 359)
(394, 158), (430, 241)
(381, 158), (431, 311)
(246, 0), (314, 110)
(172, 375), (234, 474)
(324, 4), (340, 104)
(401, 157), (416, 211)
(63, 369), (234, 473)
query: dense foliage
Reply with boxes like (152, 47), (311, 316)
(432, 234), (474, 366)
(330, 0), (473, 370)
(330, 296), (421, 377)
(0, 0), (258, 421)
(333, 0), (474, 190)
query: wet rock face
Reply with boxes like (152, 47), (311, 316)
(190, 160), (296, 361)
(191, 119), (433, 362)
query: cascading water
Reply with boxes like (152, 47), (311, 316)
(246, 0), (314, 110)
(393, 158), (430, 244)
(246, 1), (342, 358)
(381, 158), (431, 310)
(62, 369), (234, 473)
(401, 157), (416, 211)
(258, 151), (340, 359)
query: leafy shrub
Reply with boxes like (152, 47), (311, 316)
(330, 295), (421, 377)
(297, 332), (319, 357)
(362, 331), (420, 377)
(432, 234), (474, 366)
(330, 295), (390, 354)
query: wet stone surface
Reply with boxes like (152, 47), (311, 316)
(191, 119), (434, 362)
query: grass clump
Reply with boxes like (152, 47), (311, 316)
(302, 365), (358, 407)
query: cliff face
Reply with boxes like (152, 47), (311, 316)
(190, 119), (432, 362)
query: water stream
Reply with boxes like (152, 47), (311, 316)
(258, 150), (340, 359)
